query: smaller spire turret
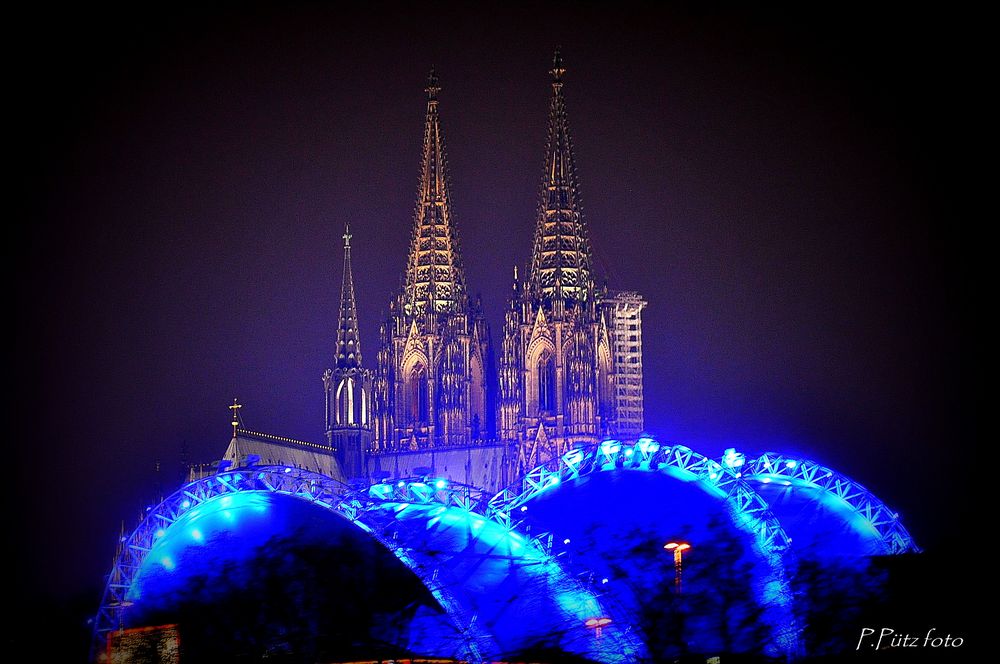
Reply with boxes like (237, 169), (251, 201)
(335, 223), (362, 369)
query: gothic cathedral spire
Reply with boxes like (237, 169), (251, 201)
(374, 70), (493, 452)
(324, 224), (373, 479)
(528, 48), (594, 303)
(335, 225), (361, 369)
(403, 68), (468, 316)
(500, 50), (646, 466)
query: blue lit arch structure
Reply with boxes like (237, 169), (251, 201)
(735, 451), (919, 556)
(488, 440), (792, 556)
(486, 440), (799, 657)
(94, 468), (495, 661)
(95, 467), (633, 663)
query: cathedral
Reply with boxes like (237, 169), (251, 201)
(228, 53), (646, 490)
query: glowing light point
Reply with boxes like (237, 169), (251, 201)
(284, 467), (292, 473)
(762, 477), (771, 483)
(637, 437), (660, 455)
(786, 460), (797, 469)
(520, 506), (528, 512)
(723, 448), (745, 469)
(735, 472), (742, 478)
(397, 481), (405, 487)
(181, 500), (190, 509)
(600, 439), (621, 457)
(601, 577), (609, 584)
(709, 472), (718, 479)
(160, 556), (175, 571)
(563, 538), (571, 544)
(155, 528), (166, 539)
(435, 479), (447, 489)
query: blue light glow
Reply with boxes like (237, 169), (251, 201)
(723, 448), (745, 469)
(636, 437), (660, 454)
(435, 479), (447, 489)
(181, 500), (190, 509)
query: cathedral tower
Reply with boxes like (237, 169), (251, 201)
(499, 51), (646, 471)
(373, 70), (493, 451)
(323, 225), (373, 478)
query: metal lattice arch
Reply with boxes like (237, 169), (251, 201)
(485, 439), (801, 657)
(736, 451), (919, 556)
(488, 439), (792, 556)
(94, 466), (634, 663)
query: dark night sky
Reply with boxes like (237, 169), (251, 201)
(13, 0), (973, 640)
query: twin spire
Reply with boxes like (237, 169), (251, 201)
(339, 51), (594, 341)
(528, 48), (594, 302)
(402, 67), (468, 316)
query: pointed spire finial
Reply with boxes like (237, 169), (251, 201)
(229, 398), (242, 438)
(529, 46), (593, 303)
(403, 66), (467, 316)
(335, 223), (362, 369)
(425, 67), (440, 101)
(550, 47), (565, 84)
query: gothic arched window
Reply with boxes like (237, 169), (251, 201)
(336, 377), (355, 425)
(407, 364), (429, 424)
(538, 352), (556, 415)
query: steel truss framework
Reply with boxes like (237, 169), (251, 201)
(95, 444), (919, 661)
(738, 452), (919, 554)
(485, 440), (802, 656)
(487, 439), (792, 556)
(93, 467), (501, 662)
(94, 467), (630, 663)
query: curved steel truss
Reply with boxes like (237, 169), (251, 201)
(488, 439), (792, 556)
(739, 452), (919, 554)
(93, 467), (499, 662)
